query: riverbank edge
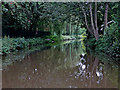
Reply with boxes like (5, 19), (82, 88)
(1, 35), (84, 56)
(85, 37), (120, 61)
(1, 36), (61, 56)
(2, 39), (79, 69)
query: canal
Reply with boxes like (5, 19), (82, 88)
(2, 40), (119, 88)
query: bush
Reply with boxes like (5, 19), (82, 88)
(44, 35), (59, 43)
(86, 36), (96, 49)
(1, 37), (44, 55)
(87, 23), (120, 58)
(1, 35), (60, 55)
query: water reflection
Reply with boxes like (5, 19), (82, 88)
(2, 41), (119, 88)
(74, 54), (105, 87)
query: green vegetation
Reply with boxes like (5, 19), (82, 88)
(1, 35), (60, 55)
(2, 37), (43, 55)
(2, 2), (120, 61)
(1, 2), (120, 89)
(85, 2), (120, 59)
(86, 23), (120, 58)
(1, 34), (83, 56)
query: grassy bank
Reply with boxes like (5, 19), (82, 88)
(1, 35), (60, 56)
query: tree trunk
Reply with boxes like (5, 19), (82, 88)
(82, 8), (94, 35)
(103, 3), (108, 34)
(89, 3), (99, 40)
(83, 12), (93, 35)
(94, 2), (99, 40)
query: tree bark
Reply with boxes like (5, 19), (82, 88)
(82, 7), (93, 35)
(89, 3), (99, 40)
(83, 12), (93, 35)
(103, 3), (108, 34)
(94, 2), (99, 40)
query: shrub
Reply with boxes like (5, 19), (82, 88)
(87, 23), (120, 58)
(1, 37), (44, 55)
(44, 35), (59, 43)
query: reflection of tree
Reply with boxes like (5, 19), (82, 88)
(55, 41), (87, 69)
(96, 63), (103, 84)
(3, 41), (118, 88)
(74, 54), (105, 88)
(75, 56), (86, 78)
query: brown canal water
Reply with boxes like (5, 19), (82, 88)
(2, 41), (119, 88)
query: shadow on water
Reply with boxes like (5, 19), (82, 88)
(2, 40), (119, 88)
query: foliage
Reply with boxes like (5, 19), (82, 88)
(1, 35), (60, 55)
(87, 23), (120, 58)
(61, 35), (76, 40)
(2, 2), (89, 37)
(2, 37), (43, 55)
(86, 36), (96, 49)
(44, 35), (60, 44)
(2, 2), (120, 60)
(96, 24), (120, 57)
(2, 2), (45, 31)
(79, 28), (86, 36)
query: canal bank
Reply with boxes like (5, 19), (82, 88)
(2, 40), (119, 88)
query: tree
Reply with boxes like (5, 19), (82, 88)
(103, 2), (108, 35)
(89, 3), (99, 40)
